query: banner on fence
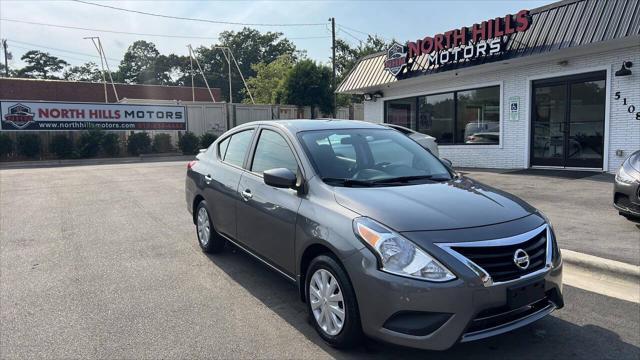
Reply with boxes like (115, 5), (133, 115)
(0, 101), (187, 131)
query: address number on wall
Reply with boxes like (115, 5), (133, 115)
(614, 91), (640, 120)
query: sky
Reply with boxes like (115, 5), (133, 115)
(0, 0), (550, 72)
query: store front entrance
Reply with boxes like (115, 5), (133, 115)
(530, 71), (606, 169)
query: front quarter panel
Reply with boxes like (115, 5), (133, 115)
(295, 177), (364, 278)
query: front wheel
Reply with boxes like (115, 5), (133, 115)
(305, 255), (362, 348)
(195, 200), (224, 253)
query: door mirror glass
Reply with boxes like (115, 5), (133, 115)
(263, 168), (297, 189)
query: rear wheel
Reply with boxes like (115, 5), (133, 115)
(305, 255), (362, 348)
(195, 200), (224, 253)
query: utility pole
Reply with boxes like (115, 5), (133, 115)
(2, 39), (9, 77)
(330, 17), (336, 118)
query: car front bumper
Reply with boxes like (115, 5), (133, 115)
(613, 178), (640, 217)
(343, 246), (563, 351)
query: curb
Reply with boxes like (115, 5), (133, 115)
(0, 155), (194, 169)
(561, 249), (640, 283)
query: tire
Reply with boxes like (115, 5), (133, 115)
(195, 200), (225, 253)
(305, 255), (362, 348)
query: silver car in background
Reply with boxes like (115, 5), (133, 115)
(614, 150), (640, 221)
(383, 123), (439, 157)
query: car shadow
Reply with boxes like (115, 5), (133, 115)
(206, 244), (640, 360)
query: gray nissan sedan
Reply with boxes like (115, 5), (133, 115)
(185, 119), (563, 350)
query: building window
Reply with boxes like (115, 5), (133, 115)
(386, 85), (500, 145)
(385, 98), (415, 130)
(418, 92), (454, 144)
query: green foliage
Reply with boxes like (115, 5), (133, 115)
(152, 133), (174, 153)
(101, 133), (121, 156)
(200, 133), (218, 148)
(193, 28), (298, 103)
(283, 59), (333, 115)
(49, 134), (75, 159)
(63, 62), (103, 82)
(16, 134), (41, 158)
(127, 132), (152, 156)
(242, 55), (293, 104)
(17, 50), (69, 79)
(178, 132), (200, 155)
(117, 40), (168, 85)
(0, 133), (14, 157)
(77, 129), (104, 158)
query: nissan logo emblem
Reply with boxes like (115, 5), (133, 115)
(513, 249), (530, 270)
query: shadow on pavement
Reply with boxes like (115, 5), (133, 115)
(206, 244), (640, 360)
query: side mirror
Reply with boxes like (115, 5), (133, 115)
(264, 168), (297, 189)
(441, 158), (453, 168)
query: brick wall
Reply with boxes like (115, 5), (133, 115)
(0, 78), (221, 103)
(363, 45), (640, 173)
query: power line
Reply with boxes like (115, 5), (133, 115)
(0, 18), (331, 41)
(72, 0), (326, 27)
(10, 44), (100, 64)
(8, 39), (119, 62)
(337, 28), (364, 45)
(337, 23), (391, 42)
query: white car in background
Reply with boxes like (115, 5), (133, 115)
(383, 123), (439, 157)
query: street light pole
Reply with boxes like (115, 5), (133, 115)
(330, 17), (336, 118)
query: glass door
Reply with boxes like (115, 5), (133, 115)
(531, 71), (605, 168)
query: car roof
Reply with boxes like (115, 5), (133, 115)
(236, 119), (387, 133)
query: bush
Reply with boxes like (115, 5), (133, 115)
(200, 133), (218, 148)
(16, 134), (41, 158)
(0, 133), (14, 158)
(178, 132), (200, 155)
(49, 134), (75, 159)
(152, 133), (174, 153)
(127, 132), (151, 156)
(101, 133), (121, 156)
(77, 129), (104, 158)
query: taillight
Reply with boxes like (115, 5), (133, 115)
(187, 160), (197, 169)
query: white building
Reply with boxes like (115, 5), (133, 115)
(337, 0), (639, 173)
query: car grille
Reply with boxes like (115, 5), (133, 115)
(451, 228), (547, 283)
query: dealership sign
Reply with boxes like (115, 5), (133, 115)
(0, 101), (186, 131)
(384, 10), (531, 76)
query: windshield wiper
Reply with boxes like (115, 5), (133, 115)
(370, 175), (451, 184)
(321, 177), (375, 187)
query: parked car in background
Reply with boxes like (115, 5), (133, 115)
(185, 119), (563, 351)
(613, 150), (640, 221)
(382, 123), (439, 157)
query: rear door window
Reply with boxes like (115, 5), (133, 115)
(221, 129), (255, 167)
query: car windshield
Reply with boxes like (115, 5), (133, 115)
(298, 128), (452, 187)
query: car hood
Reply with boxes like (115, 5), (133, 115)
(332, 177), (536, 232)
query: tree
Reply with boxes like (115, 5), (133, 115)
(63, 62), (103, 82)
(117, 40), (169, 85)
(16, 50), (68, 79)
(283, 59), (333, 115)
(242, 54), (293, 104)
(194, 27), (298, 103)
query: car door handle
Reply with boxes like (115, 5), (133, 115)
(204, 174), (213, 184)
(241, 189), (253, 201)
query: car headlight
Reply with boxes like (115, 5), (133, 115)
(616, 165), (637, 184)
(538, 211), (561, 266)
(353, 217), (456, 282)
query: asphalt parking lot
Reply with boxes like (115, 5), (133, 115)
(1, 161), (638, 359)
